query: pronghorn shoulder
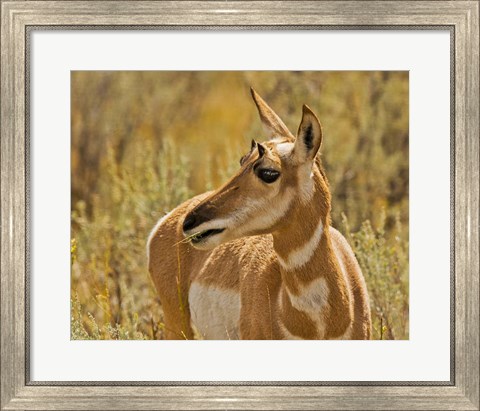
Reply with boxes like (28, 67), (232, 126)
(328, 225), (348, 242)
(328, 226), (370, 339)
(328, 225), (365, 299)
(328, 226), (356, 258)
(327, 225), (358, 283)
(328, 226), (362, 266)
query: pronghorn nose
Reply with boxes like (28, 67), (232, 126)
(183, 214), (197, 232)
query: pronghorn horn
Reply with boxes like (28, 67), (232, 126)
(250, 87), (294, 140)
(257, 143), (266, 158)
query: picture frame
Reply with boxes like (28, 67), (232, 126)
(1, 1), (478, 410)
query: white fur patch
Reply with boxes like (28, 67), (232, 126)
(278, 279), (330, 339)
(189, 282), (240, 340)
(276, 142), (294, 157)
(277, 217), (324, 270)
(146, 210), (172, 263)
(285, 277), (330, 339)
(287, 277), (330, 313)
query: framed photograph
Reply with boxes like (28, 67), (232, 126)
(1, 1), (478, 410)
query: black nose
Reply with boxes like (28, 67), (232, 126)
(183, 214), (197, 232)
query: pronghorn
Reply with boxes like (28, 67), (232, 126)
(148, 88), (371, 340)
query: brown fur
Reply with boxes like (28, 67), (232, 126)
(147, 89), (372, 340)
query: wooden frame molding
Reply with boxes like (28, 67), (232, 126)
(1, 1), (478, 410)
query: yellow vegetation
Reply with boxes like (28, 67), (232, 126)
(71, 71), (409, 340)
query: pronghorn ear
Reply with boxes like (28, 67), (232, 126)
(250, 87), (294, 140)
(293, 105), (323, 163)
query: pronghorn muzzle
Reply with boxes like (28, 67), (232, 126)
(182, 209), (225, 244)
(182, 213), (199, 232)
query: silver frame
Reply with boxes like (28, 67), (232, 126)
(1, 1), (478, 410)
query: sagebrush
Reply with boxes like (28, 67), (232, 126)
(71, 71), (409, 340)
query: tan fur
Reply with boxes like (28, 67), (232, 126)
(148, 89), (372, 340)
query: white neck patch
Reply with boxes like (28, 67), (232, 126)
(277, 217), (324, 270)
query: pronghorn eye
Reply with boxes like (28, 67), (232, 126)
(257, 169), (280, 184)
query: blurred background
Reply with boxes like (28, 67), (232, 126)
(71, 71), (409, 340)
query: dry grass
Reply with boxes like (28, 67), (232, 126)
(71, 71), (409, 340)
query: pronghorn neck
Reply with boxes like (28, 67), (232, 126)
(272, 168), (330, 276)
(272, 170), (353, 339)
(272, 180), (331, 283)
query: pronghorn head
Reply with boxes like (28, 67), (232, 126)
(183, 88), (330, 250)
